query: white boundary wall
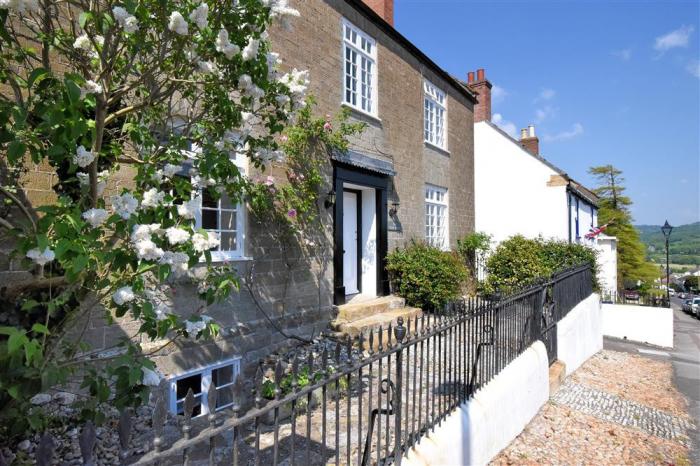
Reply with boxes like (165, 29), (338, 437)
(402, 341), (550, 466)
(557, 293), (603, 375)
(602, 304), (674, 348)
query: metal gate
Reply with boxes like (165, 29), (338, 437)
(538, 285), (558, 365)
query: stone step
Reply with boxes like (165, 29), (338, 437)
(333, 307), (423, 350)
(549, 360), (566, 395)
(334, 295), (406, 323)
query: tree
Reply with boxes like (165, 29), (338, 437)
(588, 165), (657, 288)
(0, 0), (363, 434)
(684, 276), (699, 292)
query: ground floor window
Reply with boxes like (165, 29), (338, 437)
(425, 184), (448, 250)
(169, 358), (241, 416)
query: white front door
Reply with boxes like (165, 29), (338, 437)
(343, 191), (359, 295)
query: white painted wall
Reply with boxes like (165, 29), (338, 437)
(557, 293), (603, 375)
(403, 341), (550, 466)
(474, 122), (568, 244)
(595, 235), (618, 295)
(602, 304), (674, 348)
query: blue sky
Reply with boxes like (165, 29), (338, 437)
(395, 0), (700, 226)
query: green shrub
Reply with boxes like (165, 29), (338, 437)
(386, 241), (467, 311)
(483, 235), (598, 294)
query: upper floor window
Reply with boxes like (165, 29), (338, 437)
(342, 19), (377, 116)
(425, 184), (448, 250)
(424, 80), (447, 149)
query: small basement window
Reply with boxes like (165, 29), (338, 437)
(169, 358), (241, 416)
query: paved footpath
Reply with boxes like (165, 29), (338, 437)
(492, 309), (698, 465)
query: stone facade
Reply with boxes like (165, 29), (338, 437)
(0, 0), (476, 387)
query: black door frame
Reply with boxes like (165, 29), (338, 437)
(333, 164), (389, 306)
(342, 188), (362, 295)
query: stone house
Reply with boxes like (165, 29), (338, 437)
(1, 0), (477, 417)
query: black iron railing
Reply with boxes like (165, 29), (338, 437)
(29, 266), (594, 466)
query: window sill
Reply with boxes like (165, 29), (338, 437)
(424, 141), (450, 156)
(199, 255), (253, 264)
(341, 103), (382, 125)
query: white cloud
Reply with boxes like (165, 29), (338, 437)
(534, 88), (556, 103)
(491, 84), (508, 104)
(492, 113), (518, 138)
(612, 48), (632, 61)
(654, 25), (694, 52)
(686, 59), (700, 78)
(543, 123), (584, 142)
(534, 105), (558, 123)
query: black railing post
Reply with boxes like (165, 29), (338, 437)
(394, 317), (407, 466)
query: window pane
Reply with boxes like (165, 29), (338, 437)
(221, 231), (237, 251)
(176, 374), (202, 399)
(216, 387), (233, 409)
(213, 365), (233, 386)
(202, 208), (218, 230)
(202, 190), (217, 208)
(220, 210), (237, 231)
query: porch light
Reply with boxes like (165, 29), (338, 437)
(389, 200), (400, 216)
(324, 190), (336, 209)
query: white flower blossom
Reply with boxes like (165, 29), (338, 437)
(153, 302), (171, 321)
(112, 6), (139, 33)
(188, 266), (209, 281)
(113, 286), (136, 306)
(77, 170), (108, 196)
(160, 251), (189, 277)
(131, 223), (162, 242)
(73, 145), (96, 168)
(141, 188), (166, 209)
(191, 232), (220, 252)
(185, 315), (212, 337)
(0, 0), (40, 14)
(238, 74), (252, 91)
(133, 239), (165, 261)
(73, 34), (92, 51)
(198, 60), (217, 74)
(189, 2), (209, 30)
(275, 94), (290, 107)
(141, 367), (162, 386)
(266, 0), (299, 30)
(82, 208), (108, 228)
(279, 68), (309, 98)
(241, 38), (259, 61)
(80, 80), (102, 99)
(215, 29), (239, 59)
(111, 192), (139, 219)
(165, 227), (190, 245)
(177, 197), (200, 219)
(26, 247), (55, 266)
(168, 11), (188, 35)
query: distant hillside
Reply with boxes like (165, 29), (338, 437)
(636, 222), (700, 269)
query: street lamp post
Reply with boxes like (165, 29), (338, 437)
(661, 220), (673, 307)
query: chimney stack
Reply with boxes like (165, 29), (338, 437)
(364, 0), (394, 26)
(466, 68), (492, 123)
(520, 124), (540, 156)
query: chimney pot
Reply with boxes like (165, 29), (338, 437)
(520, 128), (528, 139)
(528, 125), (536, 138)
(467, 67), (492, 123)
(520, 124), (540, 156)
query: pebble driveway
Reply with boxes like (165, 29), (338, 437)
(491, 350), (694, 465)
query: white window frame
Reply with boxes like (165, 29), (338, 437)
(168, 357), (241, 417)
(342, 18), (378, 117)
(187, 146), (247, 262)
(424, 80), (447, 150)
(425, 184), (449, 250)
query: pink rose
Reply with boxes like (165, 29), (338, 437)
(323, 122), (332, 132)
(287, 209), (297, 218)
(264, 175), (275, 186)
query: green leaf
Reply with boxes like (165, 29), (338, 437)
(72, 254), (88, 273)
(28, 68), (48, 88)
(8, 331), (27, 354)
(78, 11), (93, 28)
(7, 140), (26, 163)
(21, 300), (40, 311)
(65, 78), (81, 104)
(31, 323), (49, 335)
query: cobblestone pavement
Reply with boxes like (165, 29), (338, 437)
(552, 381), (692, 444)
(491, 350), (694, 465)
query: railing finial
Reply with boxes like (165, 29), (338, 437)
(394, 317), (406, 342)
